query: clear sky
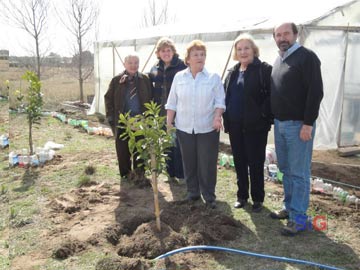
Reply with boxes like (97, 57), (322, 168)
(0, 0), (351, 56)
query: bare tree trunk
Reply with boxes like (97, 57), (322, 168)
(35, 35), (41, 79)
(151, 150), (161, 231)
(78, 36), (84, 102)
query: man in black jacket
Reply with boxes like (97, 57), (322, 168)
(104, 53), (152, 179)
(270, 22), (323, 236)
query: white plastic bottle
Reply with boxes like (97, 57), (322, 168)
(9, 152), (18, 166)
(268, 164), (278, 181)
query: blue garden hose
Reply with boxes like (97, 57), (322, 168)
(154, 245), (343, 270)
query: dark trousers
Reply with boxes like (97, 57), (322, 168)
(115, 128), (143, 177)
(228, 122), (268, 203)
(177, 129), (219, 202)
(166, 137), (184, 178)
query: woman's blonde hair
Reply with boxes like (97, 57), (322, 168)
(184, 40), (206, 65)
(155, 37), (177, 59)
(232, 34), (260, 60)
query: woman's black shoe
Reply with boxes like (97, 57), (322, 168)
(234, 200), (247, 208)
(252, 202), (263, 213)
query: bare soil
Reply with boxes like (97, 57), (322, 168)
(312, 150), (360, 188)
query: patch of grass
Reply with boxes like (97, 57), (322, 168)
(0, 128), (7, 137)
(8, 200), (38, 223)
(8, 227), (44, 259)
(0, 151), (9, 172)
(95, 165), (118, 179)
(0, 255), (10, 269)
(0, 184), (7, 195)
(40, 186), (51, 194)
(9, 207), (17, 220)
(64, 131), (73, 141)
(32, 261), (68, 270)
(3, 240), (9, 249)
(77, 175), (91, 187)
(40, 251), (109, 270)
(46, 116), (58, 126)
(76, 251), (110, 269)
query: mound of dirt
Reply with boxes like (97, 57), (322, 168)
(94, 201), (244, 270)
(160, 202), (242, 243)
(48, 182), (244, 269)
(118, 221), (186, 259)
(309, 191), (360, 227)
(126, 169), (152, 188)
(312, 161), (360, 188)
(96, 256), (151, 270)
(99, 212), (154, 246)
(53, 239), (87, 259)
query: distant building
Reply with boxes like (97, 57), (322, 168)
(0, 50), (9, 71)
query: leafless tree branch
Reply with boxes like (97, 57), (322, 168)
(1, 0), (51, 79)
(141, 0), (174, 28)
(55, 0), (99, 103)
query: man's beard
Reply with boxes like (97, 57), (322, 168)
(279, 41), (291, 51)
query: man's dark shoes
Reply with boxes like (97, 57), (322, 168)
(186, 195), (201, 202)
(281, 221), (303, 236)
(234, 200), (247, 208)
(252, 202), (263, 213)
(206, 201), (217, 209)
(120, 173), (129, 181)
(270, 209), (289, 219)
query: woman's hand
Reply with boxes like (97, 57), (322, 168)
(166, 110), (176, 133)
(213, 115), (223, 132)
(166, 122), (174, 133)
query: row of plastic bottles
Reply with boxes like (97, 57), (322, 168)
(51, 112), (66, 122)
(86, 126), (113, 136)
(333, 186), (359, 205)
(9, 148), (55, 167)
(67, 118), (88, 128)
(312, 178), (359, 206)
(312, 178), (332, 193)
(51, 111), (113, 137)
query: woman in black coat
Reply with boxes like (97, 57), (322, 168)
(223, 34), (273, 212)
(148, 37), (187, 182)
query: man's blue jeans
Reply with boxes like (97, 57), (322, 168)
(274, 119), (315, 222)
